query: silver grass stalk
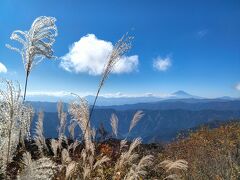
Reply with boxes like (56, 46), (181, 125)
(68, 120), (77, 140)
(61, 148), (72, 164)
(6, 16), (58, 101)
(128, 111), (144, 134)
(0, 80), (21, 172)
(66, 161), (77, 179)
(110, 113), (119, 137)
(57, 101), (67, 138)
(134, 155), (153, 175)
(79, 152), (109, 179)
(91, 127), (96, 141)
(34, 111), (47, 156)
(67, 95), (110, 179)
(93, 156), (110, 170)
(19, 105), (34, 142)
(0, 80), (34, 177)
(84, 33), (133, 140)
(161, 159), (188, 180)
(124, 155), (153, 180)
(127, 138), (142, 154)
(68, 96), (94, 153)
(57, 101), (67, 150)
(68, 140), (80, 155)
(18, 152), (57, 180)
(163, 174), (180, 180)
(160, 159), (188, 172)
(50, 139), (59, 157)
(120, 139), (128, 151)
(114, 138), (142, 178)
(80, 149), (92, 179)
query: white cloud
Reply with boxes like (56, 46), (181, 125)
(27, 91), (174, 99)
(27, 91), (71, 97)
(235, 83), (240, 91)
(145, 93), (154, 97)
(0, 62), (7, 73)
(27, 91), (93, 97)
(103, 92), (125, 98)
(60, 34), (139, 75)
(197, 29), (208, 38)
(153, 56), (172, 71)
(101, 92), (172, 98)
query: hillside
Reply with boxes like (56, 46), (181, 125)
(31, 108), (240, 142)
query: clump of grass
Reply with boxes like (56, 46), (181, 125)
(34, 111), (48, 157)
(0, 79), (33, 178)
(18, 152), (57, 180)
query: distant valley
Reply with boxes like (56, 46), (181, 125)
(29, 92), (240, 143)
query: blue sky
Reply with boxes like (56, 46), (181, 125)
(0, 0), (239, 99)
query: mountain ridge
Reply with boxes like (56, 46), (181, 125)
(27, 90), (239, 106)
(28, 98), (240, 113)
(30, 109), (240, 142)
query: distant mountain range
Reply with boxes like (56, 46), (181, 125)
(31, 109), (240, 143)
(27, 90), (239, 108)
(101, 99), (240, 111)
(28, 93), (240, 143)
(84, 90), (204, 105)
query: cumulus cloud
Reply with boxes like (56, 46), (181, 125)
(235, 83), (240, 91)
(0, 62), (7, 73)
(153, 56), (172, 71)
(60, 34), (139, 75)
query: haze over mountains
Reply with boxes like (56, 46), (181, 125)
(28, 90), (239, 106)
(28, 90), (240, 143)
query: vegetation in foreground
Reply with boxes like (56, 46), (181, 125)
(1, 89), (240, 179)
(0, 81), (188, 179)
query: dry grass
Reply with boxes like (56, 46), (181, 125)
(0, 80), (33, 178)
(110, 113), (119, 138)
(34, 111), (47, 156)
(128, 111), (144, 134)
(6, 16), (58, 101)
(161, 122), (240, 179)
